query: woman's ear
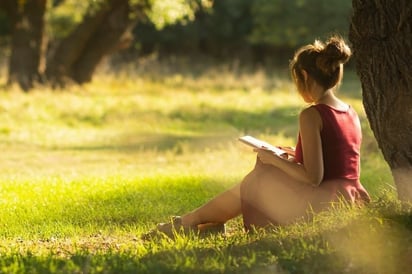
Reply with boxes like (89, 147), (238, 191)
(302, 69), (311, 92)
(301, 70), (315, 103)
(302, 70), (308, 82)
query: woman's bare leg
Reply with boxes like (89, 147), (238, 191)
(179, 158), (312, 227)
(181, 183), (242, 226)
(241, 163), (312, 227)
(180, 159), (267, 227)
(180, 159), (268, 226)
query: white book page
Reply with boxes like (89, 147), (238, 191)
(238, 135), (287, 156)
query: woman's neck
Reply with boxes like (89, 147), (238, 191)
(313, 89), (333, 104)
(314, 89), (349, 111)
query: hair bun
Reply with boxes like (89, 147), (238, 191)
(316, 36), (352, 76)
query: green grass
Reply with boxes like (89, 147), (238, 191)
(0, 67), (409, 273)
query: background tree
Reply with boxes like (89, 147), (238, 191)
(132, 0), (254, 60)
(0, 0), (199, 91)
(249, 0), (352, 47)
(46, 0), (142, 87)
(349, 0), (412, 202)
(2, 0), (47, 91)
(0, 0), (354, 90)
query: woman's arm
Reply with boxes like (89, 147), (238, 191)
(256, 107), (324, 186)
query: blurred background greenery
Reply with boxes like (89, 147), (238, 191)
(0, 0), (353, 69)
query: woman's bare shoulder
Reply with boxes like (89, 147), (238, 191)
(299, 106), (322, 127)
(300, 106), (320, 119)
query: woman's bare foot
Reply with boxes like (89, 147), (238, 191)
(141, 216), (225, 240)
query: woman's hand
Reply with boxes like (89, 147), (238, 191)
(254, 148), (285, 166)
(280, 146), (295, 157)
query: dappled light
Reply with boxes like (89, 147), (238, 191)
(0, 70), (401, 273)
(0, 0), (410, 273)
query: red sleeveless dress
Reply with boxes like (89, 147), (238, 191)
(241, 104), (370, 229)
(295, 104), (370, 203)
(295, 104), (362, 181)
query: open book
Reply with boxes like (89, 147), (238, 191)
(238, 135), (288, 157)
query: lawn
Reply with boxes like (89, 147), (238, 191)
(0, 65), (410, 273)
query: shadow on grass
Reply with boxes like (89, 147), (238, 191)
(5, 214), (412, 274)
(58, 105), (301, 153)
(62, 132), (236, 153)
(168, 105), (300, 135)
(4, 186), (412, 273)
(57, 190), (412, 274)
(135, 211), (412, 274)
(134, 237), (342, 274)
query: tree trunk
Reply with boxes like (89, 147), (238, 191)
(349, 0), (412, 202)
(71, 0), (135, 84)
(47, 0), (137, 86)
(45, 4), (109, 86)
(7, 0), (47, 91)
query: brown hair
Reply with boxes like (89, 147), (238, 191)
(290, 36), (352, 96)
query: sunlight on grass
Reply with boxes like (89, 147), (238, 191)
(0, 67), (402, 273)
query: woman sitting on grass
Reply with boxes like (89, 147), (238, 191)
(144, 35), (370, 238)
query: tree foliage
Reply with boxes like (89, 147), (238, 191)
(1, 0), (354, 59)
(47, 0), (92, 39)
(132, 0), (353, 60)
(0, 0), (355, 89)
(0, 0), (201, 90)
(249, 0), (352, 47)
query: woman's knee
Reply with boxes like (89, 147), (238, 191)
(254, 157), (270, 170)
(240, 173), (255, 195)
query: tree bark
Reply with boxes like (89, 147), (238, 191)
(6, 0), (47, 91)
(47, 0), (138, 86)
(45, 4), (110, 86)
(71, 0), (135, 84)
(349, 0), (412, 202)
